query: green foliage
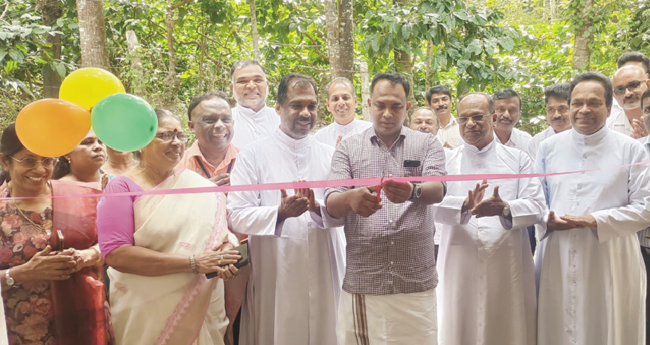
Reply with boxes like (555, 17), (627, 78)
(2, 0), (650, 137)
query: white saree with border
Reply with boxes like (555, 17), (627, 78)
(108, 170), (232, 345)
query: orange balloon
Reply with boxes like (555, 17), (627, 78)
(16, 99), (91, 157)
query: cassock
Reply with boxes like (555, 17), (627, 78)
(312, 118), (372, 147)
(227, 129), (346, 345)
(231, 104), (281, 148)
(433, 139), (545, 345)
(535, 126), (650, 345)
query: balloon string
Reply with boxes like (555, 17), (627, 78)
(2, 159), (649, 200)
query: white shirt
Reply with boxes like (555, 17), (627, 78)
(535, 126), (650, 345)
(227, 129), (345, 345)
(606, 107), (633, 136)
(312, 118), (372, 147)
(433, 139), (544, 345)
(527, 127), (558, 161)
(497, 127), (532, 153)
(231, 104), (281, 149)
(437, 115), (463, 149)
(637, 135), (650, 248)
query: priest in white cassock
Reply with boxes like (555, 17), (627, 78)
(229, 60), (281, 148)
(535, 72), (650, 345)
(313, 77), (372, 147)
(433, 92), (545, 345)
(227, 73), (345, 345)
(527, 83), (572, 161)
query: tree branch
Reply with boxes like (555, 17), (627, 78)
(301, 32), (329, 62)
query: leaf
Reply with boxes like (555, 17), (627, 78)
(54, 62), (66, 78)
(8, 50), (23, 64)
(0, 48), (6, 62)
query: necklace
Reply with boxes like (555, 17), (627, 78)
(11, 199), (50, 236)
(139, 167), (157, 186)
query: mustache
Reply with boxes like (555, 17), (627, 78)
(436, 105), (448, 111)
(497, 116), (513, 123)
(550, 116), (565, 122)
(624, 94), (640, 102)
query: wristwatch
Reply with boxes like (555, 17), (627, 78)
(5, 269), (14, 287)
(502, 202), (511, 217)
(409, 183), (422, 200)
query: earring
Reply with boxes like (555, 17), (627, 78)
(66, 157), (71, 164)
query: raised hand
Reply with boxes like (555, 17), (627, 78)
(631, 119), (648, 139)
(277, 187), (309, 222)
(462, 180), (488, 214)
(210, 173), (231, 186)
(472, 185), (506, 218)
(295, 180), (320, 214)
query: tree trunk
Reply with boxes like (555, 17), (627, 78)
(550, 0), (557, 22)
(126, 30), (144, 96)
(571, 0), (593, 70)
(360, 59), (371, 121)
(338, 0), (354, 81)
(41, 0), (62, 98)
(163, 0), (179, 107)
(324, 0), (340, 79)
(76, 0), (111, 70)
(393, 0), (415, 105)
(249, 0), (260, 60)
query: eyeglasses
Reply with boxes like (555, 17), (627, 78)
(155, 131), (189, 143)
(10, 156), (56, 169)
(614, 80), (647, 95)
(457, 114), (492, 124)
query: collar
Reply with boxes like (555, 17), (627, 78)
(369, 126), (407, 148)
(235, 104), (271, 119)
(571, 125), (609, 145)
(441, 115), (458, 129)
(463, 137), (497, 154)
(273, 128), (311, 149)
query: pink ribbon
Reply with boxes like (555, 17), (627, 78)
(3, 159), (650, 200)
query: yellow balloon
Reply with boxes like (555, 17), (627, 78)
(16, 99), (92, 157)
(59, 67), (125, 110)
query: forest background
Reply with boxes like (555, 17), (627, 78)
(2, 0), (650, 138)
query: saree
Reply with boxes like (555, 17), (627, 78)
(50, 179), (114, 345)
(107, 170), (231, 345)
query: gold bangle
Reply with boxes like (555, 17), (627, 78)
(189, 254), (198, 274)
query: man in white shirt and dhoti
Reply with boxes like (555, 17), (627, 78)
(527, 83), (572, 161)
(433, 92), (545, 345)
(425, 85), (463, 149)
(535, 72), (650, 345)
(229, 60), (281, 148)
(227, 73), (345, 345)
(313, 77), (372, 147)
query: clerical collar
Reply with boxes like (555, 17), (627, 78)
(331, 118), (357, 133)
(463, 137), (497, 154)
(273, 128), (311, 149)
(235, 104), (269, 119)
(571, 125), (608, 145)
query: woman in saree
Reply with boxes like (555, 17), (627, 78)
(96, 109), (241, 345)
(0, 124), (112, 345)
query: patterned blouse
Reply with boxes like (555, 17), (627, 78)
(0, 184), (55, 345)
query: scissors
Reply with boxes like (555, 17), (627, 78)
(376, 175), (384, 204)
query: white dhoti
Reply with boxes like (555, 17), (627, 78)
(337, 289), (437, 345)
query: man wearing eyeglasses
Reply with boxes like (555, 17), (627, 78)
(433, 92), (545, 345)
(492, 89), (532, 152)
(607, 65), (650, 138)
(527, 83), (572, 161)
(229, 60), (280, 148)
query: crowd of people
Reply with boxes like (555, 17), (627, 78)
(0, 51), (649, 345)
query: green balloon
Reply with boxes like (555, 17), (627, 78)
(91, 93), (158, 152)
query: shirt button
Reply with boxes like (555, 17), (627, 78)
(391, 241), (394, 245)
(390, 261), (394, 265)
(389, 220), (393, 224)
(389, 174), (393, 177)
